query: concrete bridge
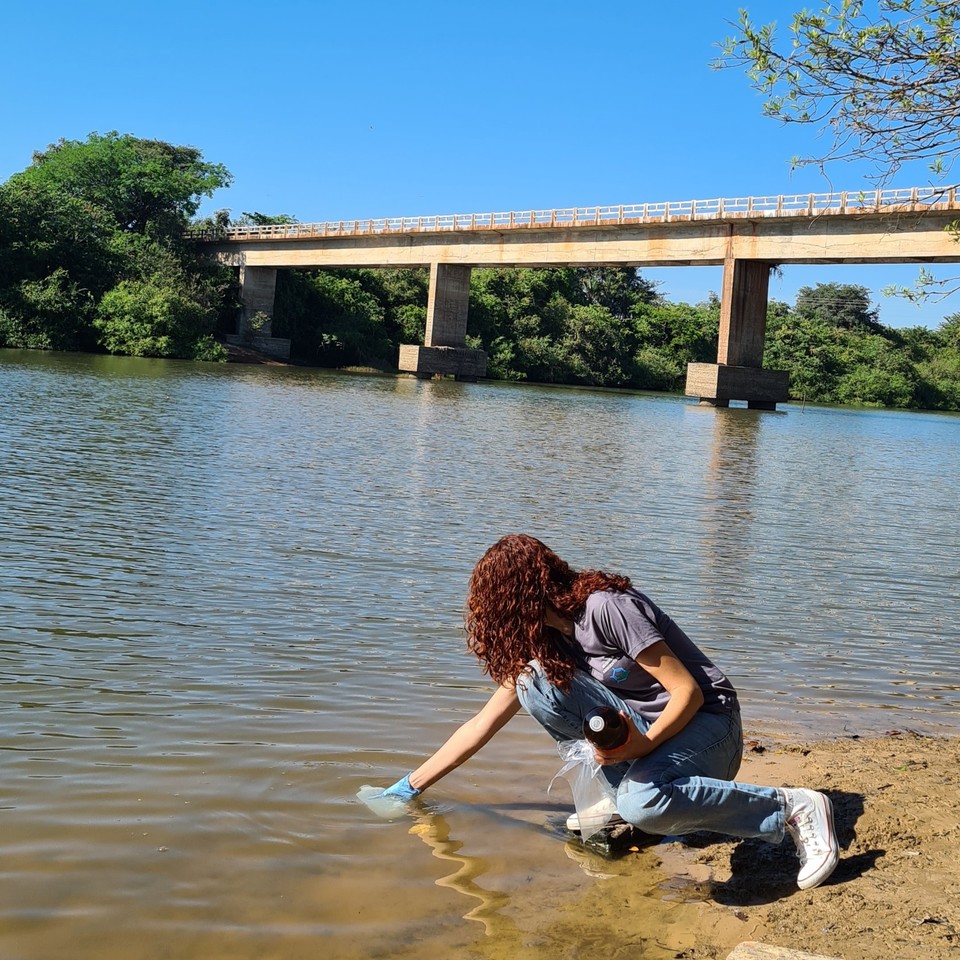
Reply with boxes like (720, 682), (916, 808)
(196, 185), (960, 408)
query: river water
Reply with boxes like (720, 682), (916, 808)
(1, 349), (958, 960)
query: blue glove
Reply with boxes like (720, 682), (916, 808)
(356, 773), (422, 817)
(380, 773), (421, 802)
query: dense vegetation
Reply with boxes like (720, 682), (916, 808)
(0, 132), (236, 360)
(271, 264), (717, 392)
(271, 266), (960, 410)
(2, 132), (960, 410)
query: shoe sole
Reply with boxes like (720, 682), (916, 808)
(797, 793), (839, 890)
(566, 814), (627, 833)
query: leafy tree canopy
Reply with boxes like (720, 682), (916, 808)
(0, 132), (232, 360)
(236, 211), (299, 226)
(0, 176), (118, 295)
(794, 282), (882, 330)
(15, 131), (232, 236)
(718, 1), (960, 180)
(95, 276), (212, 359)
(575, 267), (661, 318)
(939, 311), (960, 347)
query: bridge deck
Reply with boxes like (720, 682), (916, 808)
(192, 185), (960, 243)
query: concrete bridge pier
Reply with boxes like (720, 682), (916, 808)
(239, 265), (277, 336)
(231, 265), (291, 360)
(686, 258), (789, 410)
(398, 263), (487, 380)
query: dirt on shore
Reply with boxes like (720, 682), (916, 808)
(585, 731), (959, 960)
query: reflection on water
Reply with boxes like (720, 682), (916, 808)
(701, 405), (763, 571)
(407, 809), (516, 935)
(1, 349), (958, 960)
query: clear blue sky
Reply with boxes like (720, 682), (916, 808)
(2, 0), (956, 328)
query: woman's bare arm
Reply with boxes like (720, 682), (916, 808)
(594, 640), (704, 764)
(408, 683), (521, 791)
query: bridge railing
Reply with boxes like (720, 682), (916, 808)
(189, 185), (959, 242)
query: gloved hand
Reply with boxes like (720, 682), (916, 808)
(357, 773), (421, 818)
(380, 773), (421, 802)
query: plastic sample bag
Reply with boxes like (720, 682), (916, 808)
(549, 739), (619, 842)
(356, 785), (412, 820)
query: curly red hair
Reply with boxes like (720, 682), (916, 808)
(465, 534), (631, 690)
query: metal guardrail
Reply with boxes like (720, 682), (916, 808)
(189, 185), (960, 242)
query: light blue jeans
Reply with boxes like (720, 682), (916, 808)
(516, 663), (786, 843)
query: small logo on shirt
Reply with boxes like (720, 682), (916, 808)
(609, 666), (629, 683)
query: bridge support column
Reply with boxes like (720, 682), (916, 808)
(231, 265), (291, 360)
(398, 263), (487, 380)
(685, 258), (788, 409)
(239, 265), (277, 337)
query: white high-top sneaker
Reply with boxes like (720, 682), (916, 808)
(782, 788), (840, 889)
(565, 795), (622, 833)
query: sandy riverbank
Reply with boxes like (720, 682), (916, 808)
(562, 731), (959, 960)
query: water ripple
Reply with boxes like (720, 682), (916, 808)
(1, 350), (958, 958)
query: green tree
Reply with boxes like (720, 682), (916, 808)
(794, 282), (881, 331)
(272, 267), (425, 366)
(915, 347), (960, 408)
(272, 269), (392, 366)
(0, 132), (234, 359)
(631, 300), (719, 363)
(911, 313), (960, 407)
(0, 269), (96, 351)
(765, 310), (846, 402)
(626, 300), (720, 390)
(94, 276), (226, 360)
(0, 178), (118, 292)
(19, 132), (231, 236)
(938, 311), (960, 348)
(351, 268), (429, 346)
(236, 211), (298, 226)
(763, 291), (950, 407)
(464, 268), (652, 384)
(0, 177), (119, 349)
(631, 347), (687, 391)
(559, 304), (636, 386)
(575, 267), (660, 317)
(832, 331), (919, 406)
(719, 1), (960, 179)
(468, 268), (582, 347)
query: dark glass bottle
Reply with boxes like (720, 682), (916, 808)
(582, 706), (629, 750)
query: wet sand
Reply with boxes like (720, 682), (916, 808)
(569, 731), (959, 960)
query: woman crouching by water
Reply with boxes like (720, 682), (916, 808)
(373, 534), (839, 890)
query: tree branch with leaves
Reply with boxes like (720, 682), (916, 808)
(718, 1), (960, 181)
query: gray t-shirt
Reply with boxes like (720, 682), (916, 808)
(569, 589), (738, 722)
